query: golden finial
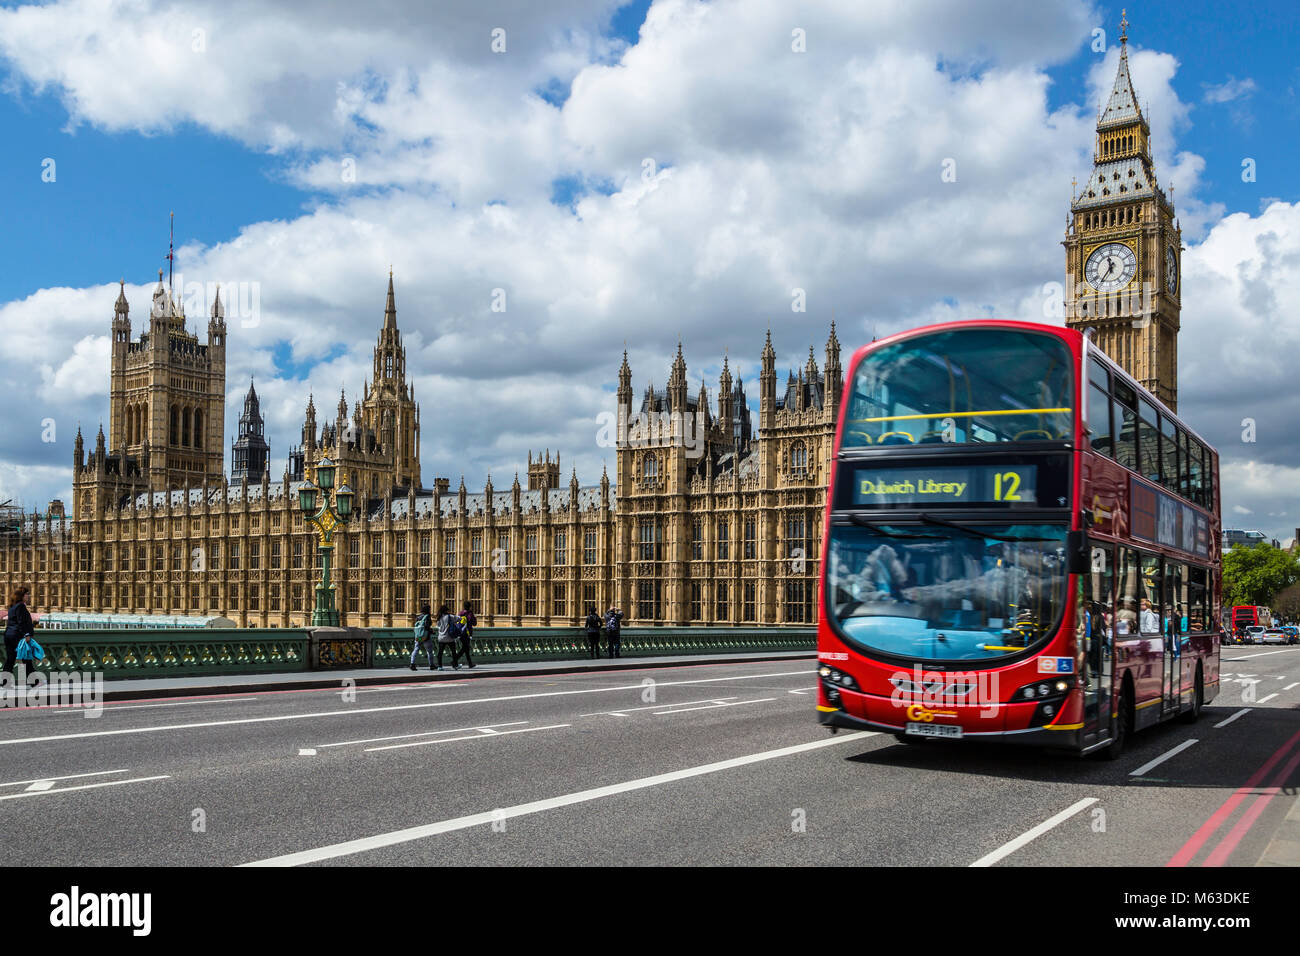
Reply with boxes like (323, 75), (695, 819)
(1120, 9), (1128, 44)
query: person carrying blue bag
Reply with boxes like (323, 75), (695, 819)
(409, 603), (435, 671)
(4, 585), (37, 679)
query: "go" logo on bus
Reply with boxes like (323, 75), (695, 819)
(906, 704), (957, 722)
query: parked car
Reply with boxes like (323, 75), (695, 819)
(1260, 629), (1289, 646)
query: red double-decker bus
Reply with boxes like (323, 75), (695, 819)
(817, 321), (1221, 757)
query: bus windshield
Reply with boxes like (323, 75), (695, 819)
(842, 328), (1074, 448)
(826, 521), (1069, 662)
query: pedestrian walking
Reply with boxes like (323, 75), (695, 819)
(457, 601), (477, 669)
(435, 603), (462, 670)
(584, 606), (602, 659)
(604, 605), (623, 658)
(3, 586), (35, 680)
(409, 602), (434, 670)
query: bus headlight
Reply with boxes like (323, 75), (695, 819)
(820, 665), (857, 693)
(1011, 676), (1074, 703)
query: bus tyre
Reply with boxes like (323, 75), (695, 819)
(1180, 666), (1203, 724)
(1100, 686), (1132, 761)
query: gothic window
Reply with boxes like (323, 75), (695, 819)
(444, 534), (456, 568)
(583, 528), (597, 565)
(182, 408), (191, 447)
(638, 519), (662, 561)
(525, 532), (538, 565)
(169, 405), (179, 446)
(385, 354), (393, 378)
(790, 441), (808, 474)
(194, 410), (203, 450)
(717, 520), (730, 560)
(553, 531), (566, 566)
(642, 454), (657, 480)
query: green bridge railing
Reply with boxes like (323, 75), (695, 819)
(24, 629), (311, 678)
(18, 626), (815, 679)
(370, 626), (816, 667)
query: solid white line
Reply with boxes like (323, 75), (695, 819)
(579, 697), (738, 717)
(1130, 739), (1199, 777)
(0, 775), (170, 801)
(969, 797), (1099, 867)
(1284, 683), (1298, 691)
(0, 769), (128, 788)
(652, 698), (776, 715)
(1257, 693), (1279, 705)
(84, 697), (257, 712)
(1224, 651), (1292, 660)
(242, 731), (876, 866)
(0, 669), (812, 748)
(1213, 708), (1251, 728)
(359, 683), (468, 692)
(364, 723), (570, 752)
(315, 721), (531, 748)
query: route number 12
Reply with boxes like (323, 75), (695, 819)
(993, 471), (1023, 501)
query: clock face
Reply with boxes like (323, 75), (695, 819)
(1166, 245), (1179, 295)
(1085, 242), (1138, 292)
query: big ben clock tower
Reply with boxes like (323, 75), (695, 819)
(1064, 12), (1183, 411)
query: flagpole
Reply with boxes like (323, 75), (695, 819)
(168, 211), (174, 294)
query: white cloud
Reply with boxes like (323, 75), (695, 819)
(1202, 76), (1256, 104)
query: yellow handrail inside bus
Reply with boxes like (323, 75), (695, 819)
(846, 407), (1071, 424)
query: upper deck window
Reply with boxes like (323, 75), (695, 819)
(843, 328), (1074, 449)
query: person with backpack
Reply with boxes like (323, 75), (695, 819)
(604, 605), (623, 658)
(457, 602), (477, 669)
(584, 606), (602, 659)
(409, 602), (434, 670)
(435, 603), (462, 670)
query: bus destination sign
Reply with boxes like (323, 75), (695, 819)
(851, 464), (1040, 507)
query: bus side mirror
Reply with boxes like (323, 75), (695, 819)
(1066, 530), (1089, 575)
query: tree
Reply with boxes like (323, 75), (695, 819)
(1272, 581), (1300, 624)
(1222, 545), (1300, 609)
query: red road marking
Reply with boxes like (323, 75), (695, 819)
(1202, 740), (1300, 866)
(1167, 725), (1300, 866)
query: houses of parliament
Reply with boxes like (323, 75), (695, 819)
(0, 20), (1180, 628)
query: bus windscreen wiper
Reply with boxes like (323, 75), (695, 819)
(916, 514), (1046, 543)
(846, 514), (910, 538)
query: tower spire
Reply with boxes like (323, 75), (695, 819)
(384, 269), (397, 330)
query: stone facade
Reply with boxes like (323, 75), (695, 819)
(1, 271), (838, 628)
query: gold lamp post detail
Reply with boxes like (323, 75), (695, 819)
(299, 457), (354, 626)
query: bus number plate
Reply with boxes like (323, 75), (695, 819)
(906, 722), (963, 739)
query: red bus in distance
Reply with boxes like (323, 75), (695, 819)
(817, 320), (1221, 757)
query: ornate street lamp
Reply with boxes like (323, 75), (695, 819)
(299, 458), (351, 626)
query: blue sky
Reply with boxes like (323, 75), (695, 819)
(0, 0), (1297, 540)
(2, 0), (1289, 303)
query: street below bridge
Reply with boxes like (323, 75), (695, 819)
(2, 650), (1298, 866)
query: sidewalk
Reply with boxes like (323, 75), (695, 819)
(20, 651), (816, 702)
(1257, 793), (1300, 866)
